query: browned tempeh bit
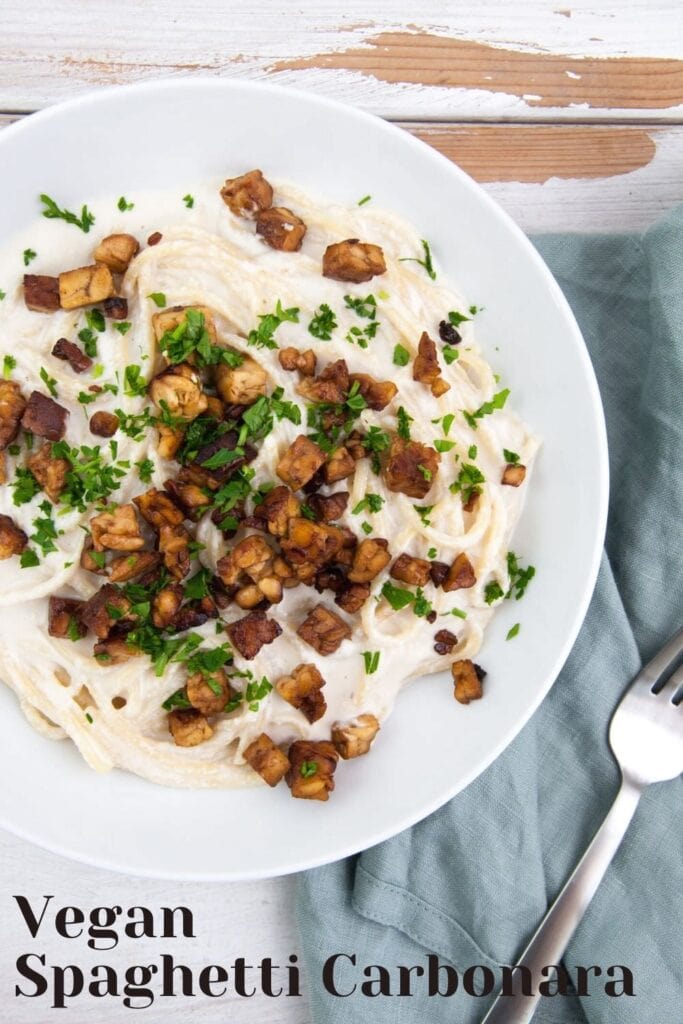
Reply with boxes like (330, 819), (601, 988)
(244, 733), (290, 787)
(227, 609), (282, 660)
(452, 659), (486, 705)
(90, 504), (144, 552)
(0, 381), (26, 450)
(390, 553), (432, 587)
(134, 488), (185, 529)
(0, 514), (28, 559)
(149, 362), (207, 421)
(26, 442), (70, 502)
(52, 337), (92, 373)
(412, 332), (451, 398)
(21, 391), (68, 441)
(278, 347), (316, 376)
(80, 585), (132, 639)
(502, 463), (527, 487)
(347, 537), (391, 583)
(108, 551), (161, 584)
(286, 740), (339, 801)
(443, 553), (476, 592)
(256, 206), (306, 251)
(383, 436), (440, 499)
(93, 233), (140, 273)
(186, 667), (233, 717)
(59, 264), (115, 309)
(276, 663), (327, 724)
(322, 239), (386, 283)
(168, 708), (213, 747)
(348, 373), (398, 411)
(332, 714), (380, 759)
(89, 411), (120, 438)
(297, 603), (352, 656)
(23, 274), (60, 312)
(48, 596), (87, 639)
(276, 435), (326, 491)
(215, 356), (266, 406)
(220, 170), (274, 219)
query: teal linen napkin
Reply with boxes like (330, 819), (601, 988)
(297, 207), (683, 1023)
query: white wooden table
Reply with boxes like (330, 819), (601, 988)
(1, 4), (682, 1021)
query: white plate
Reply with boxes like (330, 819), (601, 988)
(0, 79), (608, 880)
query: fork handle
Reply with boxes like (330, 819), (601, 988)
(481, 776), (642, 1024)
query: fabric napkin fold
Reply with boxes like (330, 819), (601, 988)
(297, 206), (683, 1023)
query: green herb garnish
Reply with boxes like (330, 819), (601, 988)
(148, 292), (167, 308)
(363, 651), (380, 674)
(308, 304), (337, 340)
(463, 389), (510, 430)
(247, 300), (299, 350)
(399, 239), (436, 280)
(40, 193), (95, 233)
(117, 196), (134, 212)
(393, 344), (410, 367)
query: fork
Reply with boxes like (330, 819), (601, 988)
(481, 626), (683, 1024)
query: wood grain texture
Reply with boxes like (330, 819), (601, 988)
(273, 31), (683, 111)
(405, 124), (658, 182)
(1, 1), (682, 120)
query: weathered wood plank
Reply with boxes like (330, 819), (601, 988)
(1, 1), (682, 120)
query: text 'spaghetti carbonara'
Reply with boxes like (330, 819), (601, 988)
(0, 171), (538, 799)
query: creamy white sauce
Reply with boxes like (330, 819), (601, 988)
(0, 179), (538, 788)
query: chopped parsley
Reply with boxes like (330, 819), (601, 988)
(344, 294), (377, 319)
(242, 387), (302, 440)
(11, 468), (40, 506)
(427, 547), (437, 559)
(79, 308), (107, 357)
(414, 505), (434, 526)
(247, 300), (299, 350)
(67, 616), (81, 642)
(19, 548), (40, 568)
(442, 345), (459, 365)
(29, 501), (59, 556)
(123, 364), (147, 397)
(418, 464), (432, 482)
(0, 289), (5, 301)
(484, 580), (505, 605)
(363, 426), (391, 474)
(363, 651), (380, 674)
(77, 391), (97, 406)
(183, 194), (195, 208)
(352, 494), (384, 515)
(51, 441), (129, 511)
(506, 551), (536, 600)
(506, 623), (521, 641)
(434, 439), (455, 453)
(357, 195), (372, 206)
(300, 761), (318, 778)
(162, 688), (191, 711)
(148, 292), (167, 308)
(447, 310), (471, 327)
(115, 407), (153, 441)
(463, 388), (510, 430)
(468, 445), (478, 460)
(397, 406), (413, 441)
(308, 304), (337, 340)
(136, 458), (154, 483)
(40, 193), (95, 233)
(393, 344), (410, 367)
(399, 239), (436, 280)
(503, 448), (521, 464)
(306, 381), (367, 453)
(160, 308), (243, 369)
(3, 354), (16, 379)
(381, 581), (432, 617)
(228, 671), (274, 713)
(114, 321), (132, 335)
(39, 367), (58, 397)
(344, 294), (379, 348)
(361, 521), (373, 535)
(445, 607), (468, 620)
(449, 463), (485, 505)
(300, 503), (316, 521)
(117, 196), (134, 211)
(184, 567), (212, 601)
(23, 249), (37, 266)
(186, 642), (233, 676)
